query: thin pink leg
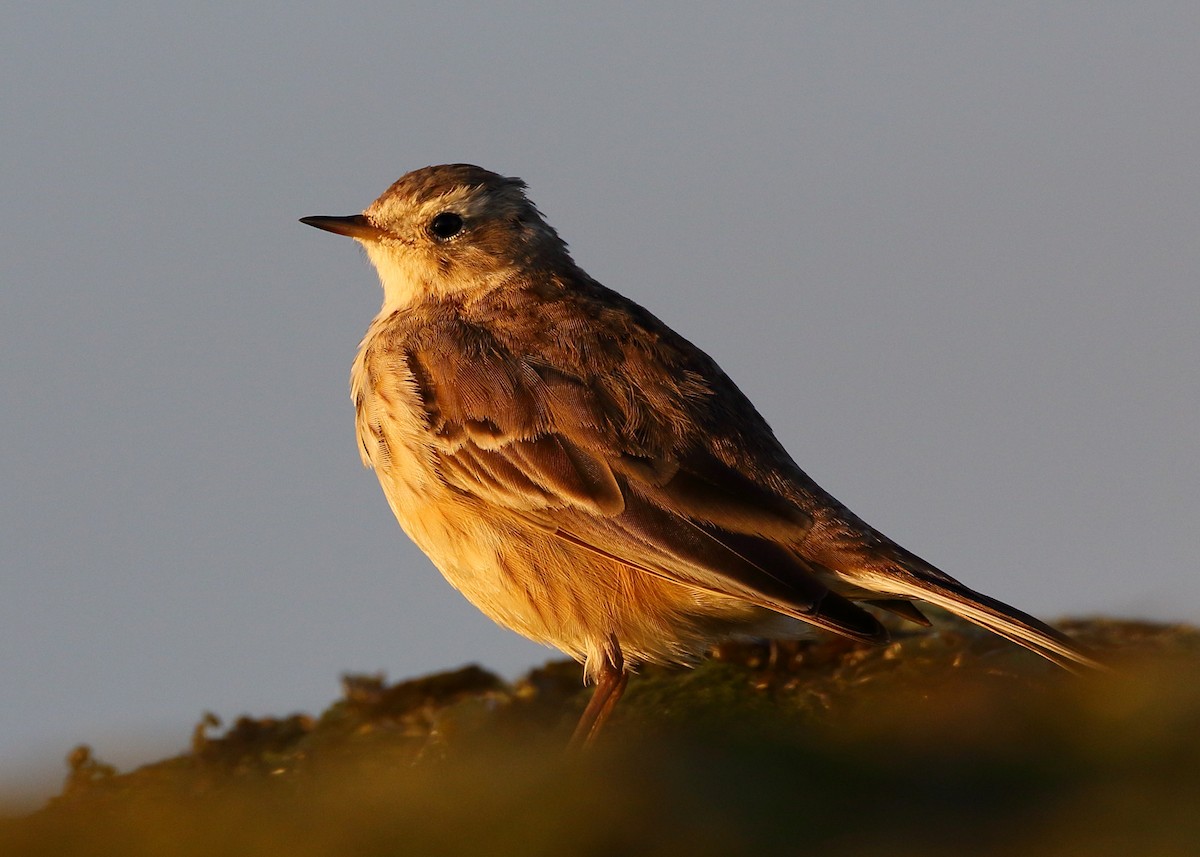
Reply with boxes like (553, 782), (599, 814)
(569, 641), (628, 749)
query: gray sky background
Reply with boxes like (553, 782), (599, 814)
(3, 4), (1197, 800)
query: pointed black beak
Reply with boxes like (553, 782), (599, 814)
(299, 214), (386, 241)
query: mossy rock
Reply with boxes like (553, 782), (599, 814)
(3, 617), (1199, 856)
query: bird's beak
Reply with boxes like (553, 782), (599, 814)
(299, 214), (386, 241)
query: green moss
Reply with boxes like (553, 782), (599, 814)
(4, 619), (1199, 856)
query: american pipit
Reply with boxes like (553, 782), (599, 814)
(301, 164), (1101, 745)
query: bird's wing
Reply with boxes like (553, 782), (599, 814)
(398, 339), (887, 643)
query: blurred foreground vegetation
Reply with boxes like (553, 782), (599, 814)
(3, 617), (1199, 856)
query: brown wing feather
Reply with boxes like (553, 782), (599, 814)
(401, 335), (886, 644)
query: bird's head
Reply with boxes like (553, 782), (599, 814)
(302, 164), (571, 308)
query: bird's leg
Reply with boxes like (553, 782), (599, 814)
(569, 638), (628, 749)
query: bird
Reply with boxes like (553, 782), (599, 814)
(300, 164), (1102, 746)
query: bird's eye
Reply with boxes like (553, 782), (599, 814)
(429, 212), (464, 240)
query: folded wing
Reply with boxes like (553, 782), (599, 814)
(399, 338), (888, 644)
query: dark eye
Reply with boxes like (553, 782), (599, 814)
(429, 211), (464, 240)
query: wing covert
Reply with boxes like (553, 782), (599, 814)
(384, 329), (883, 643)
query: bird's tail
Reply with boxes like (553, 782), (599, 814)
(865, 552), (1106, 673)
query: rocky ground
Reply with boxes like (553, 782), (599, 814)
(3, 615), (1198, 856)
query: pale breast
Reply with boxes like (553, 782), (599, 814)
(352, 314), (456, 540)
(352, 314), (541, 617)
(349, 309), (802, 679)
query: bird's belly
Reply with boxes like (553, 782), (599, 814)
(371, 466), (790, 677)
